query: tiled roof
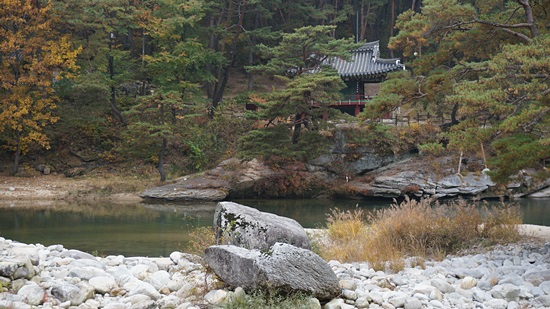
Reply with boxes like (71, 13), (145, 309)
(326, 41), (405, 80)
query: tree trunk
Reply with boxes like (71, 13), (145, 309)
(359, 2), (371, 42)
(158, 137), (167, 182)
(291, 113), (302, 144)
(108, 36), (127, 126)
(247, 12), (260, 91)
(12, 130), (21, 176)
(389, 0), (395, 58)
(209, 0), (248, 116)
(451, 103), (460, 125)
(517, 0), (539, 37)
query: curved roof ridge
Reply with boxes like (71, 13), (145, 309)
(355, 40), (380, 52)
(376, 58), (402, 64)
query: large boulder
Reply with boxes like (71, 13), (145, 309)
(205, 243), (340, 301)
(140, 158), (274, 201)
(213, 201), (310, 250)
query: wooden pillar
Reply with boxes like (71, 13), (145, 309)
(354, 104), (361, 116)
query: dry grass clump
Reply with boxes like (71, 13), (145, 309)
(187, 226), (217, 258)
(318, 197), (522, 272)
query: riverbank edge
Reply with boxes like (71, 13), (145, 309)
(1, 225), (550, 308)
(0, 174), (145, 204)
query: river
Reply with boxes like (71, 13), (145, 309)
(0, 198), (549, 257)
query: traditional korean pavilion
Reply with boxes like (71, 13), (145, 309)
(326, 41), (405, 116)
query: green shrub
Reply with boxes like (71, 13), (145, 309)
(223, 290), (312, 309)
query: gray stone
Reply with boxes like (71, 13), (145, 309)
(412, 283), (435, 296)
(528, 186), (550, 198)
(0, 257), (34, 280)
(324, 298), (354, 309)
(412, 292), (429, 302)
(428, 300), (445, 308)
(204, 289), (229, 305)
(60, 249), (96, 260)
(491, 283), (521, 302)
(103, 302), (128, 309)
(10, 244), (40, 265)
(89, 276), (117, 294)
(539, 281), (550, 294)
(535, 295), (550, 307)
(404, 297), (422, 309)
(128, 281), (162, 300)
(17, 282), (44, 306)
(213, 201), (310, 250)
(499, 273), (525, 286)
(51, 284), (80, 303)
(472, 288), (491, 302)
(460, 276), (477, 289)
(51, 283), (93, 306)
(231, 287), (246, 303)
(437, 175), (462, 188)
(388, 294), (406, 307)
(452, 268), (483, 279)
(308, 297), (322, 309)
(430, 278), (454, 294)
(205, 243), (340, 301)
(531, 286), (545, 297)
(140, 158), (275, 201)
(339, 279), (357, 291)
(342, 289), (357, 300)
(71, 257), (105, 269)
(142, 187), (228, 201)
(147, 270), (170, 290)
(152, 257), (173, 271)
(68, 266), (108, 280)
(483, 299), (508, 309)
(523, 269), (550, 286)
(507, 301), (519, 309)
(176, 282), (197, 299)
(157, 295), (182, 308)
(13, 266), (33, 280)
(430, 288), (443, 301)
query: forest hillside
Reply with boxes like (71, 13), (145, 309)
(0, 0), (548, 188)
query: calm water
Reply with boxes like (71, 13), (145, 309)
(0, 198), (549, 257)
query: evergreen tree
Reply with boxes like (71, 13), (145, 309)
(366, 0), (549, 182)
(242, 25), (357, 159)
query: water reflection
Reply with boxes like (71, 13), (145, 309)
(0, 198), (549, 257)
(0, 200), (217, 257)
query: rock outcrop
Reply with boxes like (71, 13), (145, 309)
(140, 158), (274, 201)
(213, 201), (311, 250)
(204, 243), (340, 301)
(346, 167), (496, 199)
(140, 148), (548, 201)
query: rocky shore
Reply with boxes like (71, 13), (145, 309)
(2, 229), (550, 309)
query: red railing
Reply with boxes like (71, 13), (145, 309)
(330, 95), (374, 107)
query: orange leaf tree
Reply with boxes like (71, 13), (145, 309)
(0, 0), (80, 175)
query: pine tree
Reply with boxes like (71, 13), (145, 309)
(250, 25), (358, 145)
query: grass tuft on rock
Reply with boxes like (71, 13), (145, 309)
(318, 197), (522, 271)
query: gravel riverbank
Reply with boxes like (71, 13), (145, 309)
(2, 226), (550, 308)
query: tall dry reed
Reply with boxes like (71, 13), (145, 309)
(318, 197), (522, 272)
